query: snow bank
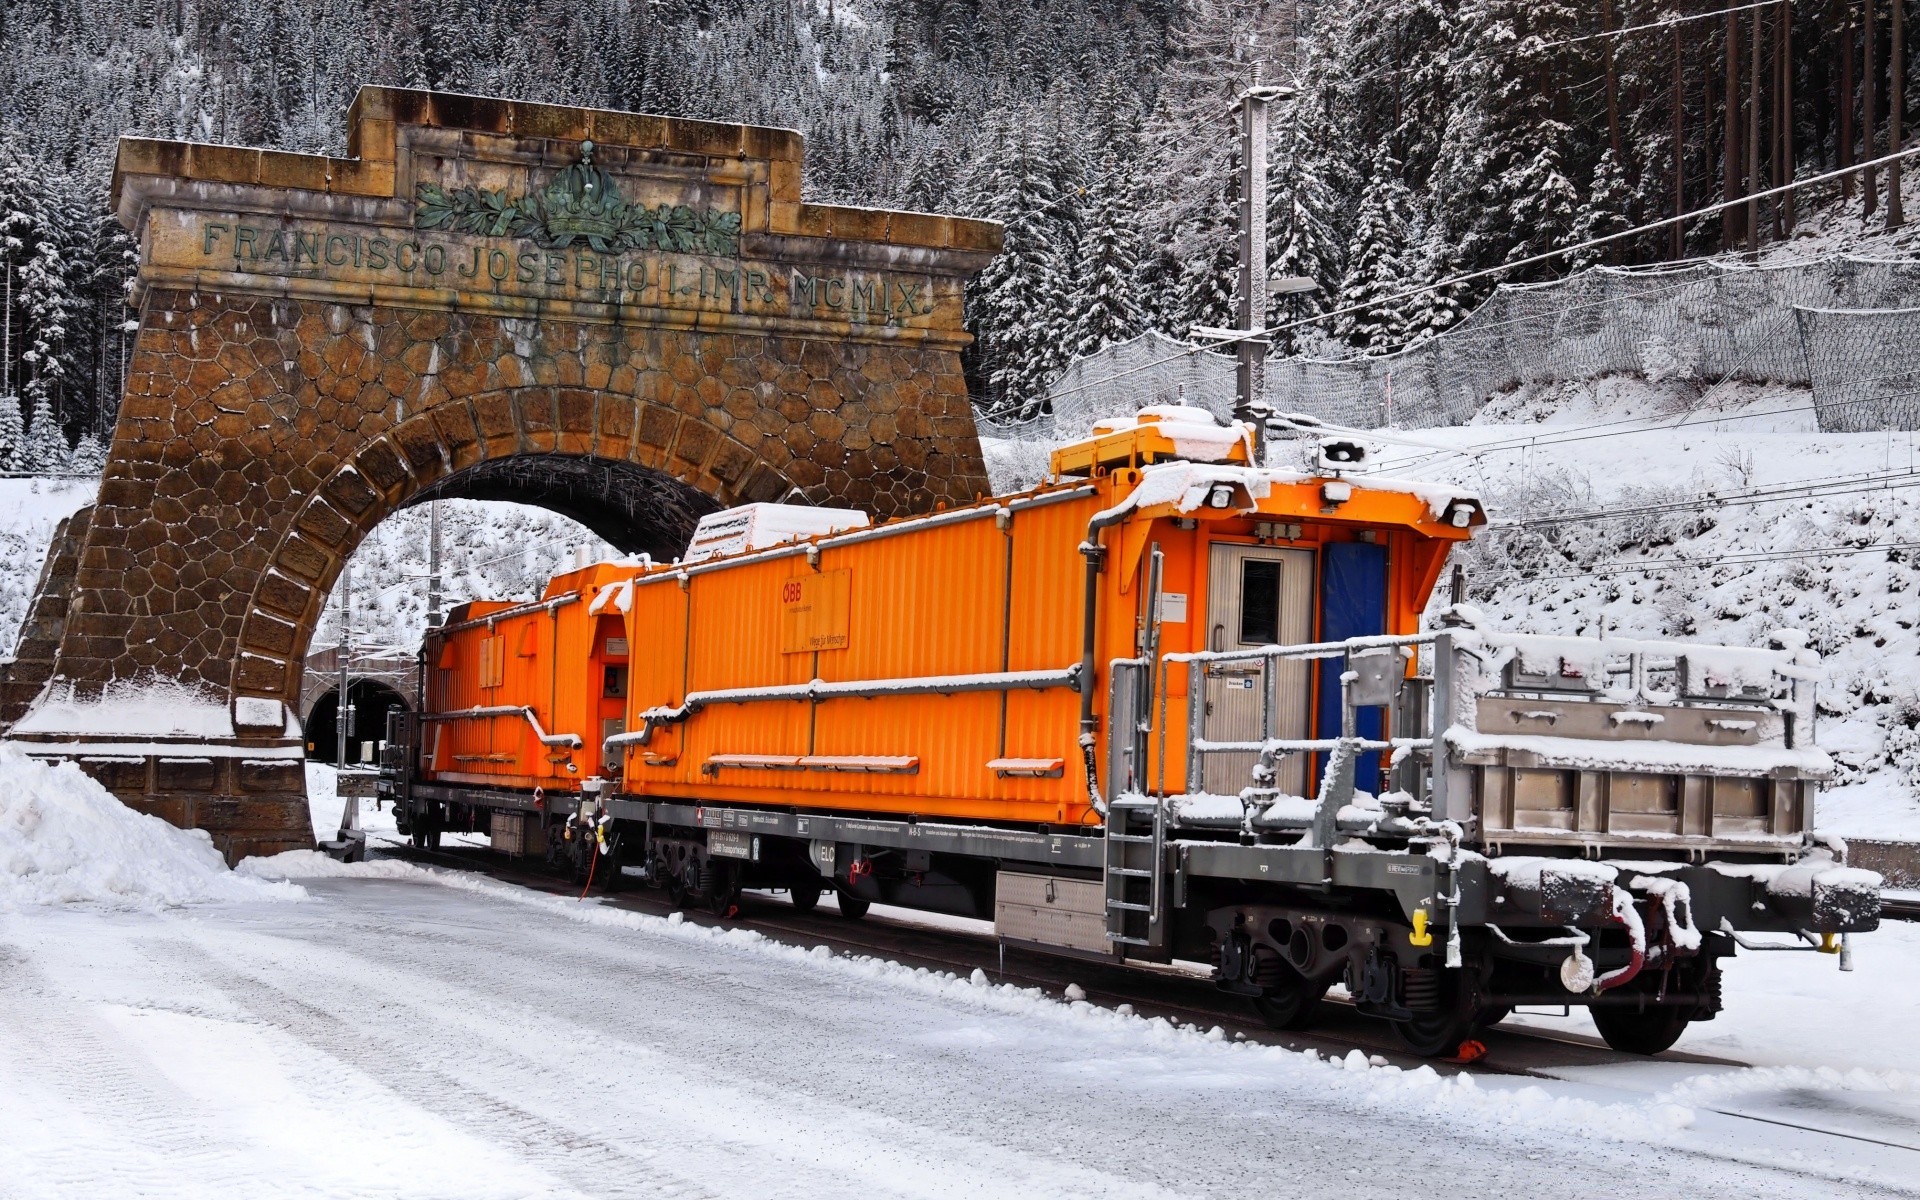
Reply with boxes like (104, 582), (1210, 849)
(0, 747), (303, 910)
(237, 850), (424, 881)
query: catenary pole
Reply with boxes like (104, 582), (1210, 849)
(336, 559), (351, 771)
(1236, 78), (1271, 455)
(427, 499), (443, 628)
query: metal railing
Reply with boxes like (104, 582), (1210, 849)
(1161, 633), (1440, 826)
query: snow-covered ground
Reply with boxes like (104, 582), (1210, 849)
(4, 717), (1919, 1196)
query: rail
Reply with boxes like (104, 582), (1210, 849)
(419, 705), (583, 749)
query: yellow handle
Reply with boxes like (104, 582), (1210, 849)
(1409, 908), (1434, 947)
(1819, 932), (1839, 954)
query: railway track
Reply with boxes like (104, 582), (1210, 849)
(354, 834), (1920, 1158)
(364, 835), (1734, 1075)
(1883, 892), (1920, 922)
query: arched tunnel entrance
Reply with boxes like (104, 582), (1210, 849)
(407, 453), (724, 559)
(305, 678), (410, 765)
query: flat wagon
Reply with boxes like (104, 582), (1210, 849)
(386, 407), (1882, 1056)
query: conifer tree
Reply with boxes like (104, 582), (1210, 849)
(1265, 30), (1351, 351)
(21, 393), (66, 472)
(1335, 142), (1416, 354)
(69, 430), (107, 475)
(0, 395), (23, 473)
(1069, 148), (1146, 357)
(968, 104), (1074, 418)
(1428, 0), (1582, 305)
(1572, 149), (1635, 270)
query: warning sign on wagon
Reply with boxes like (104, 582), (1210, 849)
(780, 570), (851, 653)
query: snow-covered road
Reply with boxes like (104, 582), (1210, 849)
(3, 867), (1915, 1200)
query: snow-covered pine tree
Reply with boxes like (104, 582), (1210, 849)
(968, 102), (1075, 419)
(1069, 147), (1146, 358)
(21, 393), (67, 473)
(69, 431), (107, 475)
(1572, 148), (1635, 270)
(1334, 142), (1417, 354)
(6, 154), (84, 426)
(1401, 215), (1466, 347)
(1140, 0), (1293, 341)
(1329, 0), (1454, 194)
(1428, 0), (1582, 304)
(1264, 28), (1352, 352)
(0, 395), (23, 473)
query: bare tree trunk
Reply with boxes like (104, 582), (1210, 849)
(1774, 4), (1786, 238)
(1603, 0), (1623, 163)
(1749, 1), (1763, 255)
(1867, 0), (1880, 215)
(1843, 0), (1857, 199)
(1891, 0), (1906, 228)
(1675, 26), (1687, 258)
(1774, 0), (1789, 231)
(1726, 2), (1743, 249)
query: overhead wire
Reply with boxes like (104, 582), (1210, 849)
(1039, 143), (1920, 411)
(1513, 538), (1920, 584)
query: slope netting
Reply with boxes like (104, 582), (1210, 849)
(990, 254), (1920, 440)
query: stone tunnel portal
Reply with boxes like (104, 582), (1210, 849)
(0, 86), (1001, 862)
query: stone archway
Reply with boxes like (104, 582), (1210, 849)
(0, 87), (1000, 861)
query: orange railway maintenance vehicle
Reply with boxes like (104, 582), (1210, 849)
(383, 406), (1882, 1057)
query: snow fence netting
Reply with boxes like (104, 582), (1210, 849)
(1002, 254), (1920, 437)
(0, 746), (304, 909)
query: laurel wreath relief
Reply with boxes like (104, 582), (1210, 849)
(412, 140), (742, 257)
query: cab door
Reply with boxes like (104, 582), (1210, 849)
(1202, 545), (1314, 797)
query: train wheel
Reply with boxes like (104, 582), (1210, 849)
(663, 872), (689, 908)
(1389, 1009), (1478, 1058)
(705, 862), (742, 919)
(835, 891), (870, 920)
(1474, 1005), (1512, 1033)
(789, 882), (822, 914)
(1590, 1005), (1691, 1056)
(1251, 975), (1328, 1031)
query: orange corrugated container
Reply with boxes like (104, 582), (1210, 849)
(420, 560), (641, 793)
(614, 456), (1476, 826)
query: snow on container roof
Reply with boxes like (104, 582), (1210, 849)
(1052, 406), (1256, 477)
(683, 503), (871, 564)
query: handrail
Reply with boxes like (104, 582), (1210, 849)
(1166, 631), (1436, 666)
(428, 592), (581, 637)
(605, 666), (1082, 755)
(419, 705), (583, 749)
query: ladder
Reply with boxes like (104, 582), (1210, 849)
(1104, 795), (1167, 952)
